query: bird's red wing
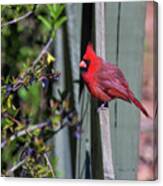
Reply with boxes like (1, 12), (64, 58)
(105, 63), (129, 88)
(88, 83), (112, 102)
(108, 88), (130, 101)
(101, 81), (130, 101)
(95, 63), (130, 101)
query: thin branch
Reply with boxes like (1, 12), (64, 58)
(1, 11), (32, 27)
(6, 159), (26, 176)
(44, 153), (55, 177)
(3, 117), (73, 175)
(1, 5), (37, 28)
(2, 37), (54, 95)
(3, 112), (21, 126)
(1, 122), (47, 148)
(33, 37), (53, 66)
(1, 113), (72, 149)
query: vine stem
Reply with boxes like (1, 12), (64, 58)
(6, 159), (26, 176)
(44, 153), (55, 177)
(1, 112), (74, 149)
(1, 37), (54, 94)
(1, 11), (33, 27)
(1, 5), (37, 28)
(33, 37), (53, 66)
(5, 153), (55, 177)
(1, 122), (47, 149)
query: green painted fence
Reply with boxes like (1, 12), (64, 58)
(52, 2), (146, 180)
(105, 2), (146, 179)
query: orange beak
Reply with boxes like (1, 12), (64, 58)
(79, 60), (87, 68)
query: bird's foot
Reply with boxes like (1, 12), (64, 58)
(97, 102), (108, 112)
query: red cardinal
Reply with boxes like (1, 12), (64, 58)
(79, 43), (149, 117)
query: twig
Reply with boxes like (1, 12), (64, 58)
(1, 122), (47, 149)
(3, 112), (21, 126)
(6, 159), (26, 176)
(1, 5), (37, 28)
(2, 37), (54, 94)
(1, 11), (33, 27)
(44, 153), (55, 177)
(1, 113), (73, 149)
(33, 37), (53, 66)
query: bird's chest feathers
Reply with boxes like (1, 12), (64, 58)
(82, 69), (98, 93)
(82, 73), (94, 85)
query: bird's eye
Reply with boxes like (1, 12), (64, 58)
(84, 59), (90, 65)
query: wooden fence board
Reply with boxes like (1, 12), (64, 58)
(105, 2), (146, 179)
(66, 4), (82, 178)
(52, 28), (72, 178)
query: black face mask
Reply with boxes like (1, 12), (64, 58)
(80, 59), (90, 73)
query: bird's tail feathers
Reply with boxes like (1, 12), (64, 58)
(129, 93), (150, 118)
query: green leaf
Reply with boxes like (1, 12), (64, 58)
(47, 5), (55, 19)
(55, 5), (65, 20)
(52, 4), (58, 13)
(55, 16), (67, 29)
(47, 5), (53, 12)
(18, 87), (28, 101)
(52, 114), (61, 126)
(32, 128), (41, 136)
(38, 15), (52, 30)
(7, 95), (13, 109)
(2, 118), (14, 128)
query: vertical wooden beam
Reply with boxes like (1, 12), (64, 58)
(66, 4), (82, 111)
(65, 4), (82, 178)
(95, 2), (115, 180)
(76, 88), (92, 178)
(52, 28), (72, 178)
(105, 2), (119, 179)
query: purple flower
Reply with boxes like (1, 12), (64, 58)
(40, 76), (49, 89)
(27, 148), (35, 156)
(5, 85), (12, 97)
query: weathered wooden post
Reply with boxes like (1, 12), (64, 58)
(53, 28), (72, 178)
(95, 2), (115, 179)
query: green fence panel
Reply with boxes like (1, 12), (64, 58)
(76, 87), (92, 178)
(66, 3), (82, 178)
(52, 28), (72, 178)
(105, 2), (146, 179)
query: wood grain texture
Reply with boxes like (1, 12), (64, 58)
(66, 4), (82, 178)
(105, 2), (146, 179)
(95, 2), (115, 179)
(52, 28), (72, 178)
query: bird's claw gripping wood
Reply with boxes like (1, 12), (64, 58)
(97, 102), (108, 112)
